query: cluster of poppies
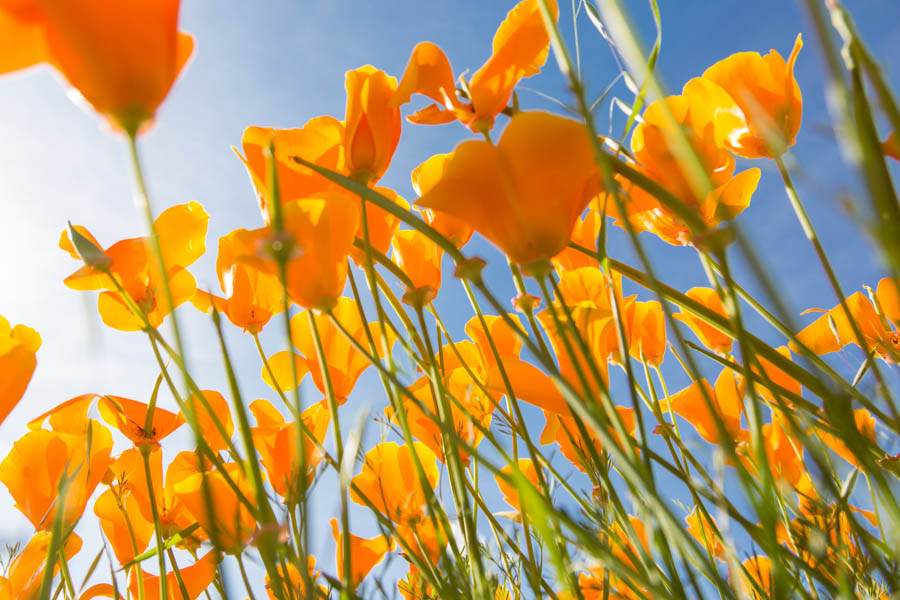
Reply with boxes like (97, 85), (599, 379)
(1, 0), (899, 599)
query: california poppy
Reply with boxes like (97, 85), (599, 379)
(0, 0), (194, 133)
(98, 395), (184, 450)
(394, 515), (446, 566)
(685, 507), (725, 560)
(673, 287), (734, 354)
(237, 119), (344, 225)
(813, 408), (876, 467)
(94, 485), (154, 565)
(350, 442), (438, 523)
(741, 555), (773, 599)
(0, 531), (81, 599)
(0, 314), (40, 426)
(172, 461), (258, 554)
(344, 66), (401, 183)
(411, 153), (473, 247)
(249, 399), (330, 502)
(495, 458), (540, 513)
(289, 297), (394, 401)
(62, 202), (209, 332)
(192, 229), (284, 334)
(238, 193), (360, 311)
(659, 373), (745, 445)
(883, 132), (900, 162)
(128, 551), (218, 600)
(392, 230), (443, 306)
(0, 420), (113, 529)
(702, 35), (803, 159)
(608, 78), (760, 246)
(628, 300), (666, 365)
(260, 350), (310, 394)
(417, 111), (601, 270)
(552, 210), (603, 274)
(330, 518), (394, 589)
(349, 187), (410, 266)
(265, 557), (324, 600)
(391, 0), (558, 133)
(192, 390), (234, 454)
(790, 281), (900, 362)
(540, 406), (636, 474)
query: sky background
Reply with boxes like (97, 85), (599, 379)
(0, 0), (899, 595)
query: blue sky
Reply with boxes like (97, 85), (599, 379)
(0, 0), (898, 595)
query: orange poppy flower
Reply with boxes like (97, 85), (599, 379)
(391, 0), (558, 133)
(394, 515), (446, 566)
(350, 442), (438, 523)
(540, 406), (636, 474)
(98, 395), (184, 450)
(128, 551), (218, 600)
(239, 193), (360, 311)
(883, 132), (900, 162)
(265, 557), (323, 600)
(260, 350), (310, 394)
(110, 449), (204, 548)
(411, 153), (473, 248)
(741, 556), (773, 599)
(673, 287), (734, 354)
(386, 356), (495, 465)
(609, 515), (650, 573)
(330, 518), (394, 589)
(628, 300), (666, 365)
(465, 314), (525, 371)
(685, 507), (725, 560)
(0, 531), (81, 600)
(495, 458), (540, 513)
(398, 565), (436, 600)
(0, 419), (113, 529)
(609, 78), (761, 246)
(814, 408), (876, 467)
(26, 393), (96, 435)
(349, 187), (409, 266)
(659, 373), (745, 445)
(0, 314), (40, 426)
(172, 461), (258, 554)
(191, 390), (234, 454)
(392, 230), (443, 306)
(344, 66), (401, 183)
(535, 267), (634, 397)
(751, 345), (801, 403)
(236, 119), (345, 224)
(94, 486), (154, 565)
(417, 111), (601, 269)
(790, 281), (900, 361)
(571, 570), (631, 600)
(62, 202), (208, 332)
(192, 229), (284, 334)
(702, 35), (803, 159)
(0, 0), (193, 133)
(552, 210), (603, 274)
(757, 413), (804, 488)
(249, 399), (330, 502)
(289, 297), (394, 401)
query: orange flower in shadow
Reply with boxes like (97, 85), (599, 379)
(702, 35), (803, 159)
(0, 314), (40, 426)
(673, 287), (733, 354)
(417, 111), (600, 269)
(0, 0), (194, 132)
(495, 458), (540, 513)
(391, 0), (558, 132)
(94, 485), (154, 565)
